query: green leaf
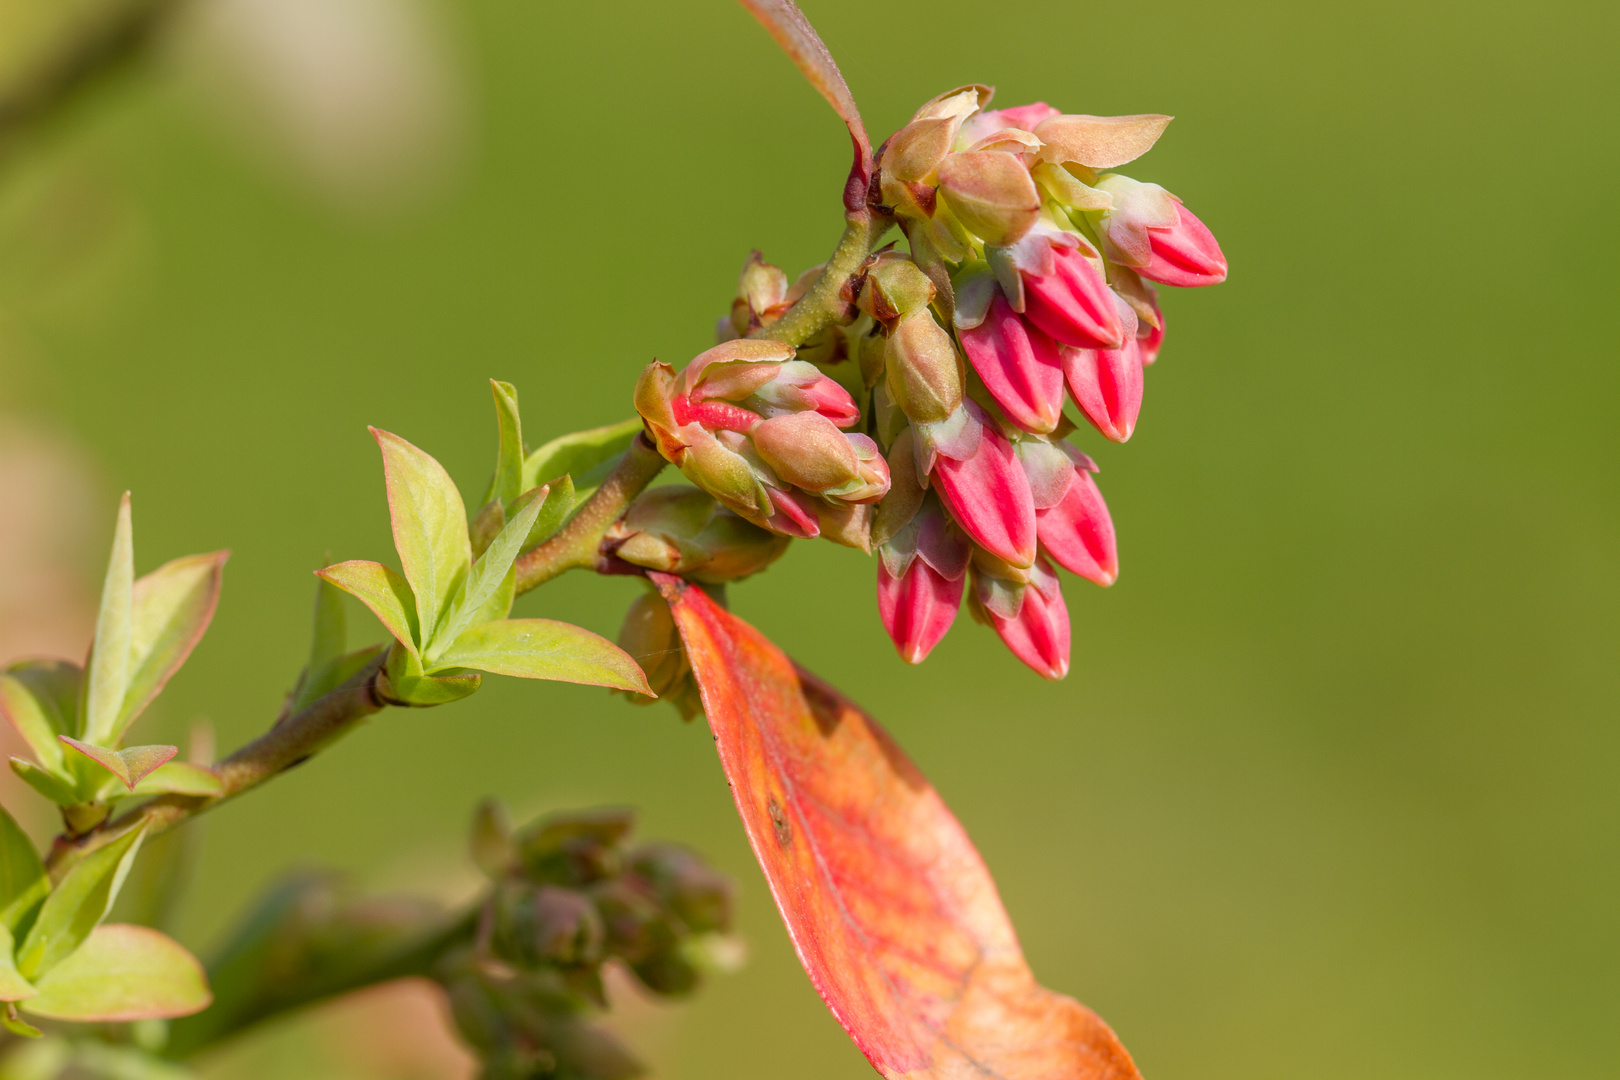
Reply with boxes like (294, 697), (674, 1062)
(372, 428), (471, 643)
(0, 805), (48, 937)
(519, 476), (576, 548)
(60, 738), (177, 793)
(84, 494), (134, 745)
(383, 643), (481, 707)
(315, 561), (420, 657)
(0, 660), (81, 773)
(110, 551), (229, 743)
(129, 762), (223, 798)
(522, 418), (641, 497)
(0, 925), (37, 1002)
(22, 924), (211, 1022)
(484, 379), (526, 508)
(2, 1003), (40, 1037)
(430, 494), (546, 658)
(17, 824), (146, 980)
(428, 619), (652, 693)
(9, 759), (77, 807)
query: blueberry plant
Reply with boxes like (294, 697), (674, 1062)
(0, 1), (1225, 1076)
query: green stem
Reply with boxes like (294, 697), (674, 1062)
(755, 210), (895, 348)
(46, 653), (390, 874)
(513, 432), (666, 593)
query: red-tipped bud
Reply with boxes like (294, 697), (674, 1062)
(1021, 244), (1124, 350)
(934, 152), (1042, 248)
(931, 403), (1037, 568)
(751, 412), (860, 493)
(1142, 201), (1227, 288)
(1035, 458), (1118, 587)
(970, 554), (1070, 680)
(959, 293), (1065, 434)
(1139, 304), (1165, 366)
(1063, 337), (1143, 443)
(878, 558), (963, 664)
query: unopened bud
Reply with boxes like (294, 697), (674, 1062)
(884, 311), (965, 424)
(967, 553), (1070, 680)
(883, 115), (958, 183)
(629, 843), (734, 935)
(751, 412), (861, 493)
(857, 252), (935, 326)
(492, 882), (604, 968)
(935, 152), (1041, 248)
(606, 487), (788, 584)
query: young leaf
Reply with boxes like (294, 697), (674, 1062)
(130, 762), (224, 798)
(83, 493), (135, 745)
(371, 428), (471, 643)
(430, 493), (546, 658)
(655, 574), (1143, 1080)
(21, 924), (211, 1022)
(9, 759), (77, 807)
(1, 1003), (39, 1038)
(315, 561), (420, 657)
(522, 418), (641, 495)
(60, 738), (178, 793)
(428, 619), (652, 694)
(484, 379), (526, 508)
(0, 660), (81, 774)
(382, 643), (481, 707)
(17, 825), (147, 980)
(0, 926), (36, 1002)
(0, 806), (48, 936)
(518, 477), (575, 548)
(112, 551), (229, 743)
(736, 0), (873, 209)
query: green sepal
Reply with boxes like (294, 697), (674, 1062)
(9, 759), (78, 807)
(20, 923), (212, 1022)
(0, 661), (81, 774)
(83, 493), (135, 746)
(372, 428), (471, 645)
(522, 417), (641, 497)
(429, 492), (545, 659)
(60, 738), (178, 792)
(2, 1002), (40, 1037)
(0, 925), (37, 1002)
(130, 763), (224, 798)
(428, 619), (652, 694)
(0, 806), (47, 939)
(17, 824), (147, 980)
(382, 643), (481, 707)
(315, 561), (420, 658)
(484, 379), (526, 509)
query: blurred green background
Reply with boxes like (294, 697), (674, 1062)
(1, 0), (1616, 1077)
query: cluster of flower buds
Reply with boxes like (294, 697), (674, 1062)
(883, 87), (1225, 446)
(854, 88), (1222, 678)
(443, 805), (736, 1079)
(635, 339), (891, 550)
(602, 486), (790, 584)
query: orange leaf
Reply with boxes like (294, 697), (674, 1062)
(653, 573), (1141, 1080)
(735, 0), (873, 213)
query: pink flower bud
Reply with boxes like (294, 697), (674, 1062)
(875, 496), (970, 663)
(1062, 337), (1143, 443)
(1035, 459), (1118, 587)
(1139, 303), (1165, 366)
(751, 412), (860, 493)
(930, 402), (1036, 568)
(970, 555), (1070, 680)
(958, 293), (1065, 434)
(1021, 244), (1124, 350)
(1141, 201), (1227, 288)
(878, 558), (963, 664)
(957, 102), (1062, 147)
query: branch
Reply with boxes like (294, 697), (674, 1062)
(754, 210), (894, 348)
(46, 652), (391, 873)
(514, 432), (667, 593)
(0, 0), (185, 158)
